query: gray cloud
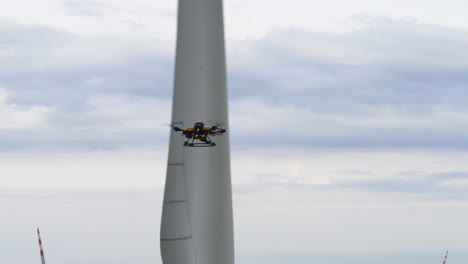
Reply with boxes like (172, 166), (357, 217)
(0, 22), (173, 150)
(0, 21), (172, 104)
(2, 17), (468, 150)
(228, 17), (468, 113)
(227, 18), (468, 148)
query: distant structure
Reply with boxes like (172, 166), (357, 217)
(37, 228), (46, 264)
(160, 0), (234, 263)
(442, 250), (448, 264)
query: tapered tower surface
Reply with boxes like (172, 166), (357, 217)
(160, 0), (234, 264)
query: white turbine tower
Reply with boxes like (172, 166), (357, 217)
(160, 0), (234, 263)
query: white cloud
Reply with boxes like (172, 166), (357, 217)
(230, 99), (468, 144)
(0, 21), (171, 75)
(225, 0), (468, 39)
(232, 148), (468, 187)
(0, 148), (167, 190)
(437, 178), (468, 188)
(6, 146), (467, 195)
(3, 0), (468, 41)
(0, 0), (176, 38)
(3, 147), (468, 259)
(1, 17), (468, 150)
(83, 94), (171, 133)
(0, 88), (52, 131)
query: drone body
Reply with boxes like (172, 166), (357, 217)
(172, 122), (226, 146)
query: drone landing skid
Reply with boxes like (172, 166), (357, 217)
(184, 142), (216, 147)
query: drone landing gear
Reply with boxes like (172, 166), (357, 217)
(184, 136), (216, 147)
(184, 142), (216, 147)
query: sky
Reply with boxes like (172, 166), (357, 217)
(1, 0), (468, 263)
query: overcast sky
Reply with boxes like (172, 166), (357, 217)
(1, 1), (468, 264)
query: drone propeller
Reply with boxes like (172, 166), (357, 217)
(161, 122), (174, 127)
(214, 122), (227, 127)
(214, 122), (233, 129)
(161, 121), (185, 127)
(163, 121), (229, 129)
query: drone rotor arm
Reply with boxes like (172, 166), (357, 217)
(209, 128), (226, 135)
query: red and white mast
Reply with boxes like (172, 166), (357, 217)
(37, 227), (46, 264)
(442, 250), (448, 264)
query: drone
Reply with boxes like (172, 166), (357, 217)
(172, 122), (226, 147)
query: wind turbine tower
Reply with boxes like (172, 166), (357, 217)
(160, 0), (235, 263)
(442, 250), (449, 264)
(37, 228), (46, 264)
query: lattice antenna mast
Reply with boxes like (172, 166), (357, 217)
(37, 227), (46, 264)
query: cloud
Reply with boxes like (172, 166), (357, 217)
(229, 98), (468, 148)
(83, 94), (171, 132)
(2, 18), (468, 150)
(337, 171), (468, 200)
(3, 185), (468, 263)
(0, 21), (172, 104)
(0, 22), (172, 150)
(228, 17), (468, 111)
(0, 88), (52, 131)
(0, 148), (167, 190)
(46, 94), (172, 144)
(5, 146), (468, 202)
(0, 88), (171, 151)
(3, 3), (468, 262)
(231, 148), (468, 200)
(226, 17), (468, 148)
(59, 0), (103, 16)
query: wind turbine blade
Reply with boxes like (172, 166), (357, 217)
(160, 0), (234, 263)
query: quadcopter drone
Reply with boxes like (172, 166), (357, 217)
(172, 122), (226, 147)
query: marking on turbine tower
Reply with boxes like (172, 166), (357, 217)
(161, 236), (193, 241)
(164, 200), (188, 204)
